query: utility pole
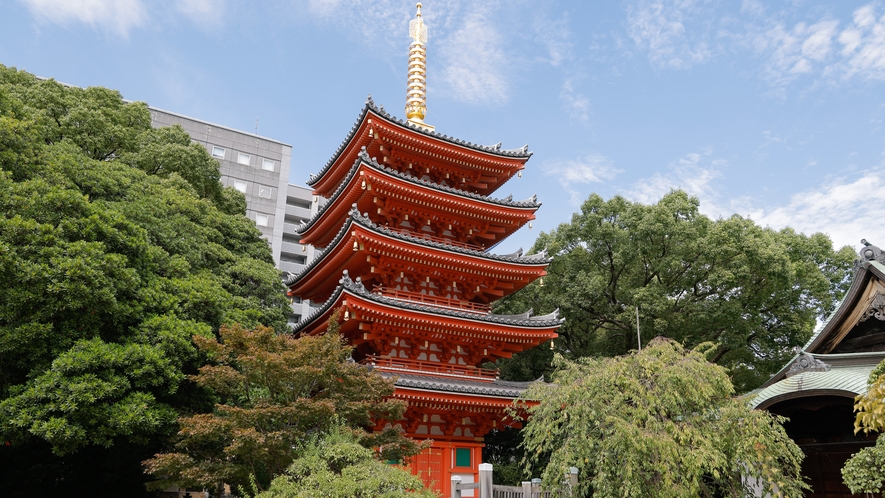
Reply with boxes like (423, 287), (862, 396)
(636, 305), (641, 352)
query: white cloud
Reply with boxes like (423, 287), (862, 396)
(626, 0), (713, 70)
(534, 12), (573, 67)
(751, 19), (839, 86)
(838, 4), (885, 81)
(176, 0), (225, 29)
(748, 3), (885, 87)
(624, 147), (730, 217)
(19, 0), (147, 37)
(545, 154), (621, 205)
(304, 0), (412, 50)
(439, 3), (510, 106)
(740, 171), (885, 250)
(559, 77), (590, 124)
(301, 0), (512, 106)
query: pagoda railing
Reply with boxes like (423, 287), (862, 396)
(361, 355), (499, 381)
(387, 226), (483, 252)
(373, 286), (491, 314)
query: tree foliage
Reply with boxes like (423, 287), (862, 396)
(256, 424), (435, 498)
(516, 338), (808, 498)
(497, 191), (854, 390)
(144, 316), (424, 495)
(0, 65), (288, 495)
(841, 359), (885, 494)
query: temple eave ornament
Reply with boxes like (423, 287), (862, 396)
(854, 238), (885, 270)
(785, 353), (831, 378)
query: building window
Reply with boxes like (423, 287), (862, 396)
(212, 146), (225, 159)
(284, 214), (307, 225)
(455, 448), (471, 467)
(262, 158), (275, 171)
(280, 252), (307, 265)
(286, 196), (311, 209)
(287, 313), (302, 327)
(233, 180), (248, 193)
(258, 186), (273, 199)
(255, 214), (269, 227)
(237, 152), (251, 166)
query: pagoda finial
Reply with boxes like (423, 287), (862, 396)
(406, 3), (434, 131)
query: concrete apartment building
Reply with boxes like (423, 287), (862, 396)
(149, 107), (318, 325)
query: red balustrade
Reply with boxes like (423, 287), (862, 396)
(361, 355), (498, 381)
(387, 226), (484, 251)
(373, 286), (491, 314)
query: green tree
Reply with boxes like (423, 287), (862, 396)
(516, 338), (808, 498)
(0, 65), (288, 495)
(257, 424), (435, 498)
(143, 316), (424, 495)
(497, 191), (854, 391)
(841, 359), (885, 494)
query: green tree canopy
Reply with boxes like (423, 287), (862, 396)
(0, 65), (288, 495)
(516, 338), (808, 498)
(144, 318), (424, 495)
(841, 359), (885, 494)
(497, 191), (854, 391)
(257, 424), (435, 498)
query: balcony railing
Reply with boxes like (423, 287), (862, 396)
(387, 226), (483, 251)
(361, 355), (499, 381)
(373, 286), (491, 314)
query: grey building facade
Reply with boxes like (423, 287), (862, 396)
(149, 107), (317, 325)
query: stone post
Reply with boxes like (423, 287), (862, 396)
(451, 475), (462, 498)
(479, 463), (493, 498)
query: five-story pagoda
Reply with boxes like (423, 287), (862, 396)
(286, 4), (562, 495)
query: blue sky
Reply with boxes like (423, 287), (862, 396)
(2, 0), (885, 255)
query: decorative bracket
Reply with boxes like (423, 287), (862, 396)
(860, 292), (885, 322)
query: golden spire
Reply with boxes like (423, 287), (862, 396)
(406, 3), (433, 130)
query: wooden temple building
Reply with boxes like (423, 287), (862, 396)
(751, 240), (885, 497)
(286, 4), (562, 495)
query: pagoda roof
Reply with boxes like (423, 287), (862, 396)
(378, 371), (536, 398)
(292, 271), (563, 336)
(309, 96), (531, 191)
(285, 207), (550, 291)
(296, 151), (540, 245)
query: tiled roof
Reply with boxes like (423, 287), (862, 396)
(759, 257), (885, 389)
(283, 207), (551, 288)
(378, 371), (537, 398)
(749, 364), (877, 409)
(289, 271), (564, 335)
(308, 96), (531, 187)
(298, 151), (540, 236)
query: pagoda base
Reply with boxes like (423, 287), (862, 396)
(408, 440), (483, 497)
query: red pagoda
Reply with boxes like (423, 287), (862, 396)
(286, 4), (562, 495)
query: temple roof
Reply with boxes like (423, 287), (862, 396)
(379, 371), (537, 398)
(749, 353), (883, 409)
(297, 151), (540, 238)
(309, 97), (531, 188)
(756, 240), (885, 397)
(291, 271), (563, 335)
(284, 207), (550, 289)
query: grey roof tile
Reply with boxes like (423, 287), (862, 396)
(308, 96), (531, 187)
(298, 151), (540, 237)
(283, 207), (551, 288)
(379, 371), (537, 397)
(289, 271), (564, 335)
